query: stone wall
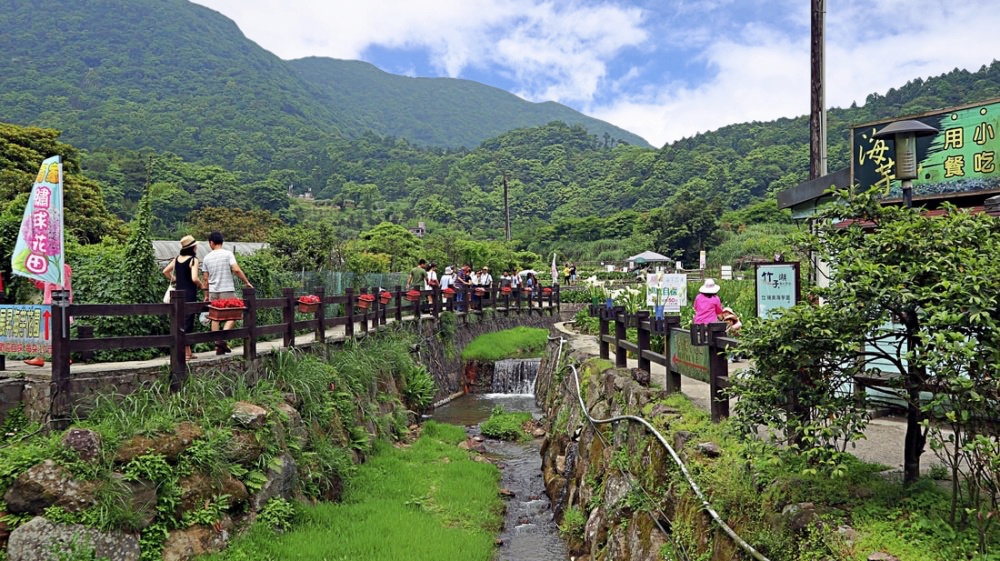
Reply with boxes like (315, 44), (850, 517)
(534, 333), (741, 561)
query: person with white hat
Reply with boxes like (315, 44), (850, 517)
(693, 278), (724, 325)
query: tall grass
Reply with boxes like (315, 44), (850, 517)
(461, 327), (549, 361)
(200, 421), (502, 561)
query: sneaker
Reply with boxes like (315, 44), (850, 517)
(24, 357), (45, 366)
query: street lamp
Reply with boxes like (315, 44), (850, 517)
(872, 120), (939, 208)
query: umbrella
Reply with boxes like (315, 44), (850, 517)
(517, 269), (538, 277)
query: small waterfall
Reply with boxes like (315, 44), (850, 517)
(490, 358), (541, 395)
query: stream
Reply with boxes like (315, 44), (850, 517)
(432, 376), (568, 561)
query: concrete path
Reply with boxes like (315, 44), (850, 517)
(553, 321), (944, 473)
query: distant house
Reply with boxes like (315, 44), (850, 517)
(152, 240), (268, 266)
(408, 221), (427, 238)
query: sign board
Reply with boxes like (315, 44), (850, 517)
(852, 98), (1000, 200)
(755, 262), (800, 319)
(721, 265), (732, 280)
(646, 272), (687, 312)
(668, 328), (709, 383)
(0, 305), (53, 355)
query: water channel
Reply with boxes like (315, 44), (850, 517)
(431, 359), (568, 561)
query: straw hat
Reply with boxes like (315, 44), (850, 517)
(179, 235), (197, 249)
(699, 278), (721, 294)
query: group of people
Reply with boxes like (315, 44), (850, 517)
(162, 231), (252, 359)
(405, 259), (540, 310)
(562, 263), (577, 285)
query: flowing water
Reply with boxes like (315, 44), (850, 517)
(432, 359), (568, 561)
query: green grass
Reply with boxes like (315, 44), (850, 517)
(461, 326), (549, 361)
(199, 421), (503, 561)
(479, 406), (534, 441)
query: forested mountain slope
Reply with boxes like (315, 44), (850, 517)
(0, 0), (647, 176)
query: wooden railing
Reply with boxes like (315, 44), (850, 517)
(590, 304), (736, 421)
(45, 284), (561, 419)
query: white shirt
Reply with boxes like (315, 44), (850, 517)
(440, 273), (454, 290)
(202, 248), (237, 292)
(424, 270), (438, 290)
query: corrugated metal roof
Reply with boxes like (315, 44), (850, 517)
(152, 240), (267, 264)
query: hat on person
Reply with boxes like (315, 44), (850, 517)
(699, 278), (721, 294)
(482, 266), (489, 271)
(445, 266), (453, 274)
(179, 235), (197, 249)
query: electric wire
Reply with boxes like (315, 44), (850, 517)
(548, 334), (772, 561)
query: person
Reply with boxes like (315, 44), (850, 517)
(718, 307), (742, 335)
(563, 265), (571, 285)
(439, 266), (455, 293)
(524, 271), (537, 306)
(569, 263), (577, 284)
(454, 264), (472, 311)
(476, 266), (493, 309)
(162, 235), (204, 360)
(693, 278), (724, 325)
(201, 231), (252, 355)
(424, 262), (439, 304)
(23, 264), (73, 367)
(500, 270), (512, 289)
(406, 259), (427, 291)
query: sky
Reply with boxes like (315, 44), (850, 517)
(193, 0), (999, 148)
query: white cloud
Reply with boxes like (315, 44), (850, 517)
(195, 0), (1000, 148)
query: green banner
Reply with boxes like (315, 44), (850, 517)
(668, 328), (709, 383)
(852, 99), (1000, 199)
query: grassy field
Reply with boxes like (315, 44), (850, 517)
(200, 422), (503, 561)
(461, 326), (549, 361)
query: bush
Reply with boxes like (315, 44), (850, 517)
(479, 406), (533, 441)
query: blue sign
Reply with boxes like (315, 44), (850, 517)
(755, 263), (799, 319)
(0, 305), (53, 355)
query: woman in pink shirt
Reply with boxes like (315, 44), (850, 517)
(693, 278), (723, 324)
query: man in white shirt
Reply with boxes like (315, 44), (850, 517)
(201, 231), (252, 354)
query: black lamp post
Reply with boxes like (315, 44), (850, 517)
(872, 120), (939, 208)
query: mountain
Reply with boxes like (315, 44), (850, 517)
(0, 0), (648, 174)
(287, 57), (648, 149)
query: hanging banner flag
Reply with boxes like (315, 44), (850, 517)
(11, 156), (65, 287)
(550, 252), (558, 285)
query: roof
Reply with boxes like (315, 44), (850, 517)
(627, 251), (672, 263)
(152, 240), (268, 264)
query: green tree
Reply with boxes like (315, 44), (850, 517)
(356, 222), (420, 271)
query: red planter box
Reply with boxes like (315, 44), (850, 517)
(207, 306), (245, 322)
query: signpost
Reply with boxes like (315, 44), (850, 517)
(668, 328), (710, 383)
(646, 272), (687, 313)
(755, 262), (800, 319)
(0, 305), (53, 356)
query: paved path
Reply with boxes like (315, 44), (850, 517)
(553, 321), (943, 473)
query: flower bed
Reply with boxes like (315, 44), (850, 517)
(298, 294), (321, 313)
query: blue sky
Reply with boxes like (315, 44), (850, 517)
(194, 0), (1000, 147)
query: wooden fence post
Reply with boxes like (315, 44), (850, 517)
(664, 316), (682, 394)
(432, 286), (440, 319)
(243, 287), (258, 359)
(282, 287), (295, 348)
(345, 288), (355, 338)
(708, 322), (730, 422)
(169, 289), (186, 392)
(599, 306), (610, 360)
(613, 306), (627, 368)
(637, 310), (651, 373)
(359, 288), (370, 334)
(49, 290), (72, 427)
(394, 285), (403, 324)
(314, 287), (326, 342)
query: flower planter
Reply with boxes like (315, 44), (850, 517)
(442, 288), (456, 299)
(500, 286), (512, 295)
(405, 289), (422, 302)
(522, 288), (533, 296)
(474, 287), (487, 296)
(297, 302), (319, 314)
(357, 295), (376, 309)
(379, 292), (392, 305)
(207, 306), (245, 322)
(542, 287), (553, 296)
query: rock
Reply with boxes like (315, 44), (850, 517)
(556, 455), (566, 474)
(177, 473), (248, 517)
(225, 429), (264, 465)
(60, 428), (102, 462)
(649, 404), (680, 418)
(632, 368), (650, 387)
(231, 401), (269, 429)
(161, 517), (233, 561)
(584, 506), (607, 548)
(602, 475), (630, 512)
(781, 502), (819, 532)
(115, 422), (203, 463)
(867, 553), (901, 561)
(498, 488), (515, 498)
(532, 427), (547, 438)
(673, 430), (693, 452)
(251, 453), (297, 510)
(836, 525), (859, 546)
(695, 442), (723, 458)
(110, 474), (158, 529)
(276, 402), (307, 442)
(3, 460), (95, 514)
(473, 435), (485, 442)
(6, 517), (139, 561)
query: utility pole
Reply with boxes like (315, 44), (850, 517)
(503, 172), (511, 241)
(810, 0), (827, 179)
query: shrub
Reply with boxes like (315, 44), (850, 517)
(479, 406), (533, 441)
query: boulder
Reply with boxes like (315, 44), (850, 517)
(251, 453), (297, 510)
(115, 422), (203, 463)
(60, 428), (102, 462)
(225, 429), (264, 465)
(781, 502), (819, 532)
(231, 401), (269, 429)
(6, 517), (139, 561)
(695, 442), (723, 458)
(3, 460), (95, 514)
(161, 517), (233, 561)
